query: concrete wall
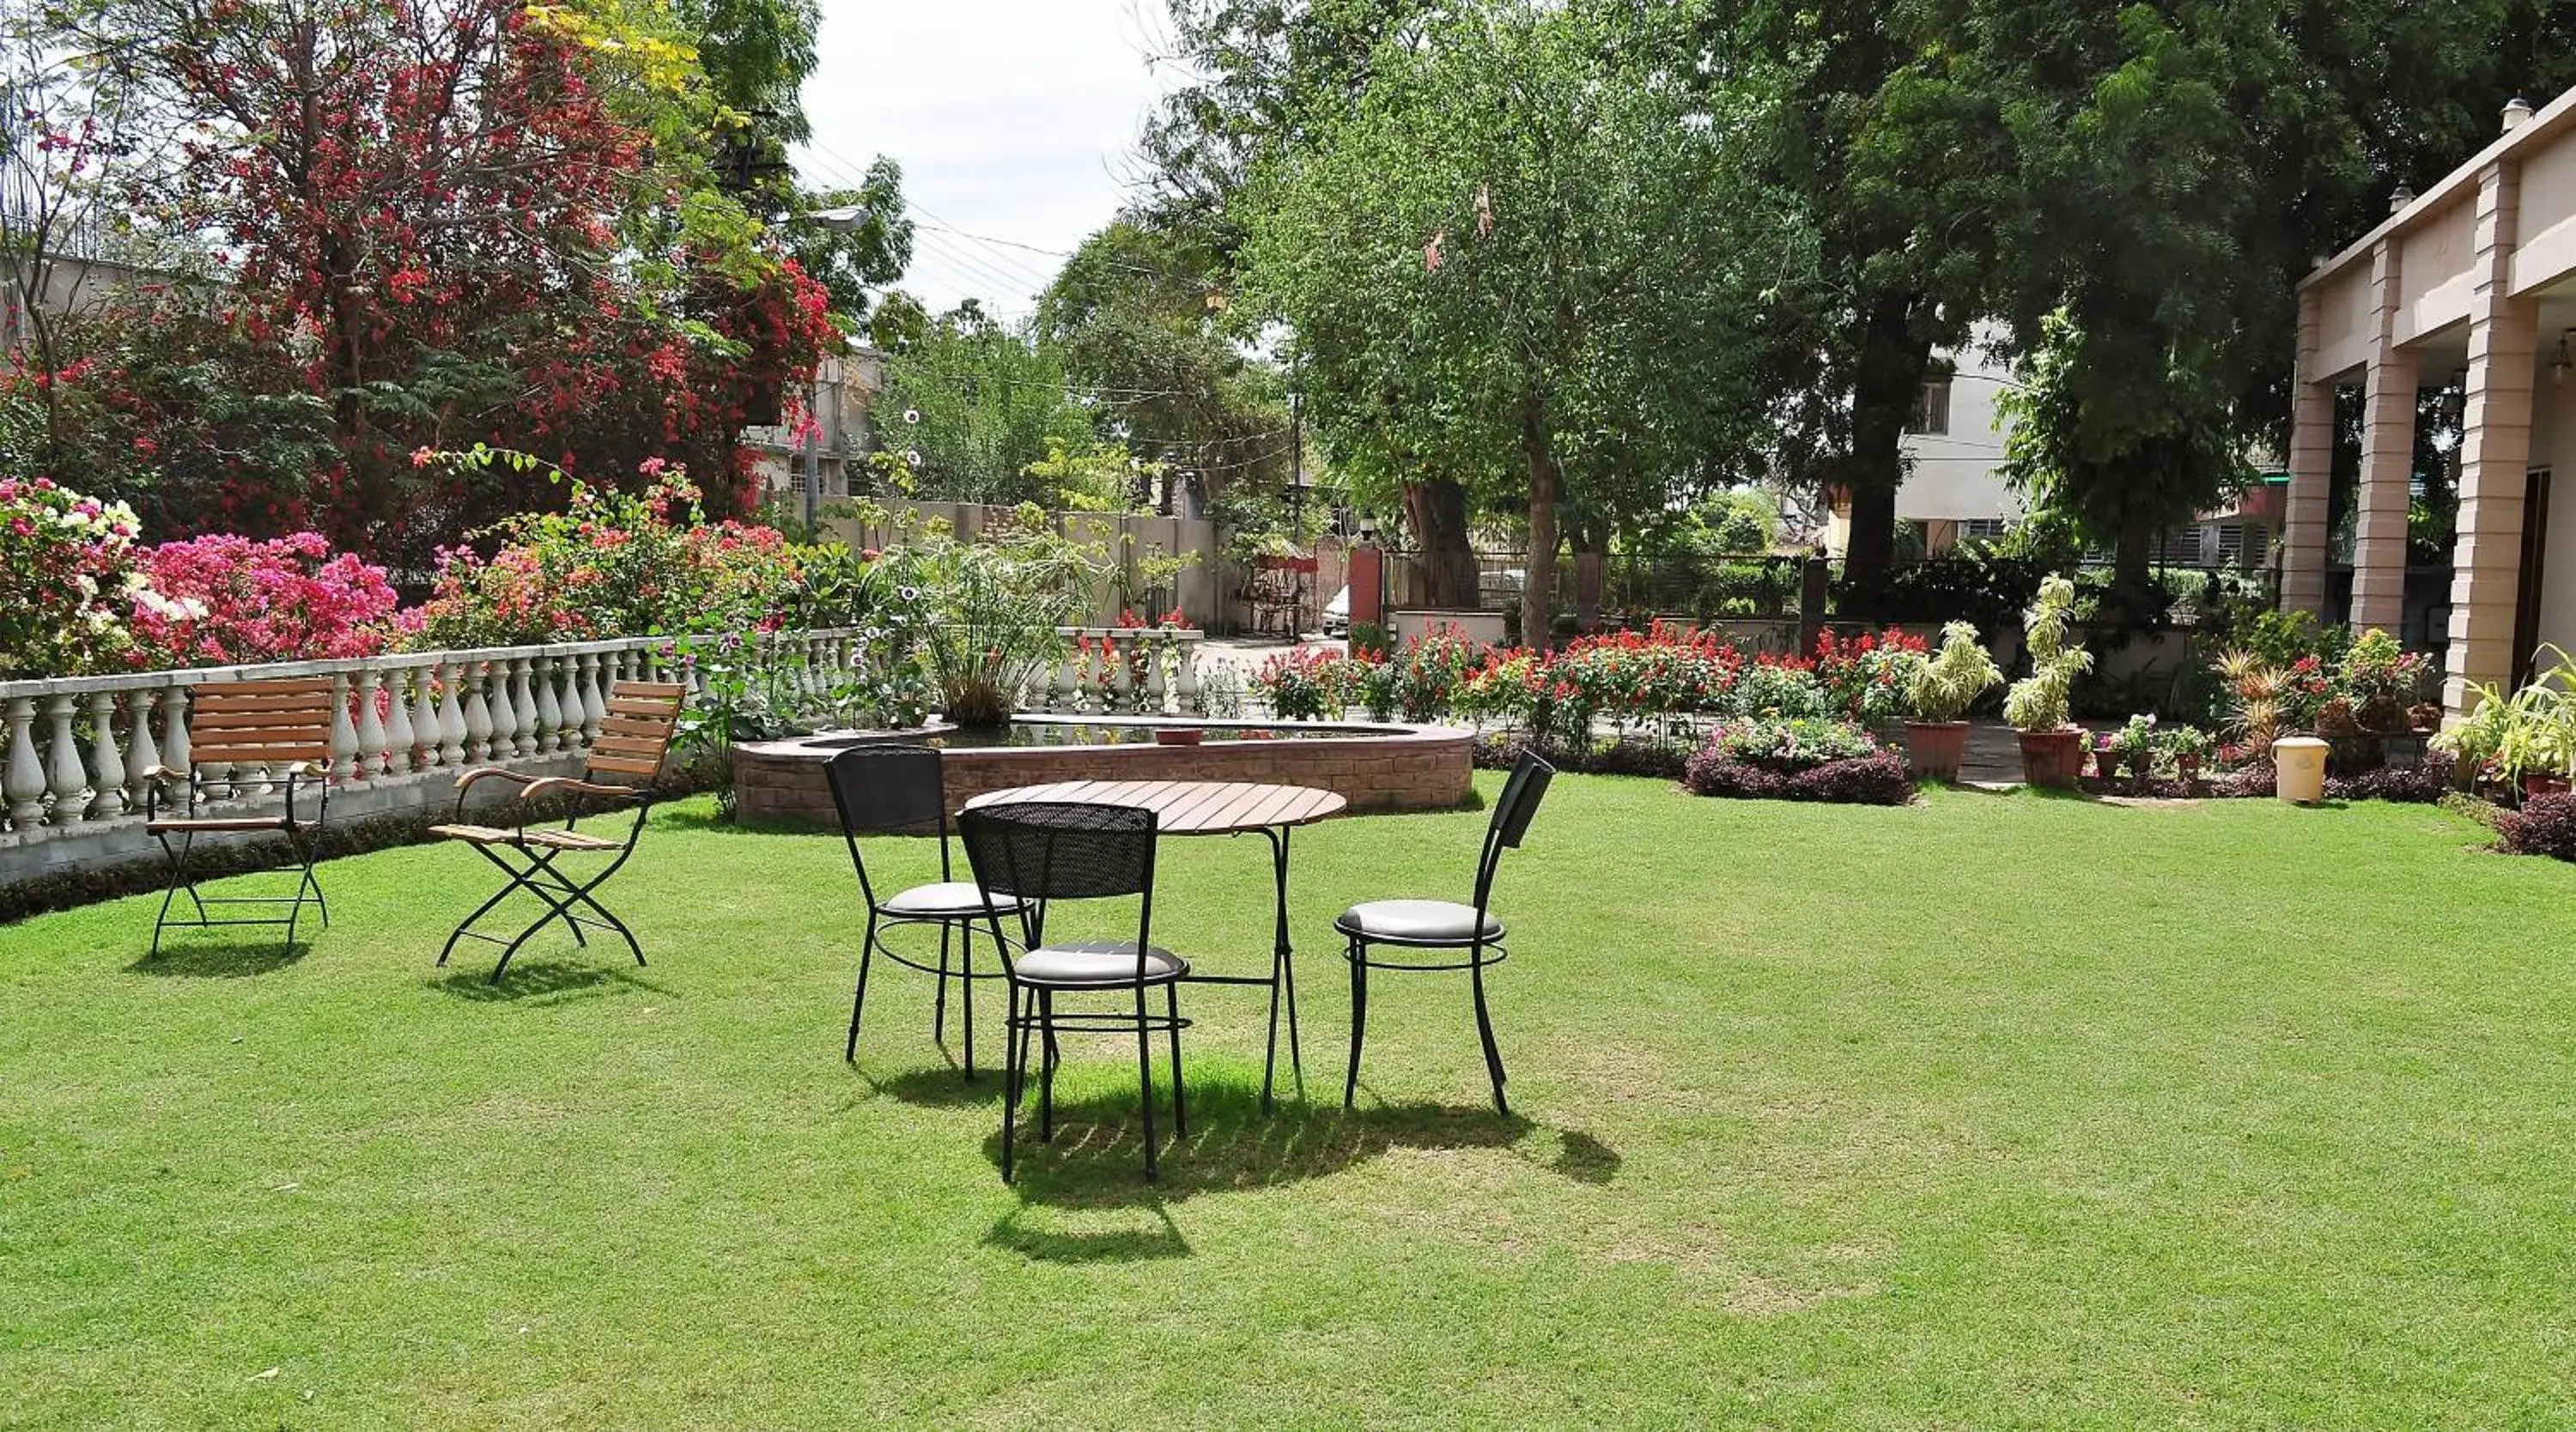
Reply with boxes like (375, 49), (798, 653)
(1896, 327), (2022, 525)
(2529, 373), (2576, 663)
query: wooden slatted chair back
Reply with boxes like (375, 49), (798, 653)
(185, 679), (337, 772)
(586, 680), (687, 781)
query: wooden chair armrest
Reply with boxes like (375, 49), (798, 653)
(520, 777), (644, 803)
(140, 764), (179, 783)
(453, 766), (540, 794)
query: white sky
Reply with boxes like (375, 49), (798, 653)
(796, 0), (1180, 321)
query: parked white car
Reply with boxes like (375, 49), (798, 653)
(1322, 584), (1350, 636)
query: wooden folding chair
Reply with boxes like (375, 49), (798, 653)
(428, 680), (685, 984)
(142, 678), (337, 956)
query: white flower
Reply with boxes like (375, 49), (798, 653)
(73, 573), (96, 598)
(120, 571), (149, 596)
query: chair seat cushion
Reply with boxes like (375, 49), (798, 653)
(1335, 899), (1503, 944)
(1014, 939), (1188, 987)
(878, 880), (1022, 917)
(428, 823), (617, 853)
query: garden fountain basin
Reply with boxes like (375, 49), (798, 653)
(732, 716), (1475, 827)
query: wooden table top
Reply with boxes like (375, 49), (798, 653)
(962, 780), (1348, 835)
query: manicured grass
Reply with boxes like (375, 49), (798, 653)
(5, 777), (2575, 1428)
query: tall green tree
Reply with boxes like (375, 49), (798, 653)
(875, 306), (1093, 507)
(1037, 216), (1291, 499)
(1236, 0), (1808, 641)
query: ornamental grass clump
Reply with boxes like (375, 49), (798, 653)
(881, 505), (1105, 728)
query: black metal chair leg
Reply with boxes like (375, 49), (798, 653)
(439, 865), (524, 968)
(1134, 983), (1160, 1180)
(149, 832), (191, 957)
(1282, 942), (1303, 1083)
(1038, 990), (1057, 1144)
(846, 912), (878, 1061)
(1165, 981), (1187, 1138)
(931, 920), (951, 1044)
(1470, 953), (1509, 1117)
(999, 982), (1023, 1185)
(1345, 937), (1369, 1108)
(961, 924), (977, 1080)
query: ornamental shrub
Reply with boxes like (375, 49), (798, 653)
(1810, 627), (1927, 725)
(1703, 715), (1882, 768)
(2328, 752), (2456, 805)
(1682, 749), (1914, 805)
(2500, 791), (2576, 860)
(132, 533), (401, 666)
(409, 466), (800, 647)
(0, 476), (143, 677)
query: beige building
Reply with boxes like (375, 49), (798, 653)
(2292, 88), (2576, 715)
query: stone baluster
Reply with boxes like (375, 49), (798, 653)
(86, 690), (127, 819)
(2, 698), (40, 831)
(352, 669), (388, 784)
(408, 664), (440, 772)
(125, 689), (161, 813)
(438, 660), (468, 767)
(466, 661), (497, 763)
(576, 652), (605, 744)
(553, 658), (583, 753)
(161, 688), (191, 792)
(329, 672), (361, 786)
(1176, 634), (1200, 704)
(45, 694), (87, 824)
(508, 658), (538, 757)
(385, 667), (417, 776)
(534, 654), (565, 754)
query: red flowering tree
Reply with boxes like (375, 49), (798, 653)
(131, 532), (402, 666)
(44, 0), (836, 570)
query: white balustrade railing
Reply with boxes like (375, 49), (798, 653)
(0, 634), (711, 839)
(0, 624), (1209, 840)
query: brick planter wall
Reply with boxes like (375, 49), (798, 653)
(732, 721), (1476, 828)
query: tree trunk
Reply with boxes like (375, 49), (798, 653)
(1521, 393), (1562, 651)
(2111, 511), (2156, 625)
(1400, 477), (1478, 610)
(1843, 289), (1931, 588)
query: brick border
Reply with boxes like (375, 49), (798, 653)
(733, 720), (1476, 828)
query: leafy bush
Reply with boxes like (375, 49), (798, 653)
(0, 476), (143, 677)
(410, 467), (800, 647)
(2003, 574), (2093, 732)
(132, 533), (400, 666)
(1811, 627), (1927, 725)
(880, 504), (1105, 726)
(1702, 716), (1881, 768)
(1683, 749), (1914, 804)
(1907, 621), (2002, 723)
(1253, 645), (1356, 721)
(2500, 791), (2576, 860)
(2329, 752), (2456, 805)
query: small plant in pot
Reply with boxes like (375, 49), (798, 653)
(2002, 574), (2094, 788)
(2107, 714), (2160, 791)
(2158, 724), (2217, 791)
(1901, 621), (2000, 781)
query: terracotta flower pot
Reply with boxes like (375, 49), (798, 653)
(1902, 719), (1971, 781)
(2017, 726), (2086, 788)
(2523, 772), (2570, 800)
(1153, 728), (1205, 747)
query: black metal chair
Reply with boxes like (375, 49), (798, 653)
(1336, 749), (1554, 1115)
(823, 743), (1024, 1075)
(143, 678), (337, 956)
(960, 801), (1187, 1183)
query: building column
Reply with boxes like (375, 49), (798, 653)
(2446, 160), (2540, 716)
(2281, 287), (2335, 616)
(2351, 240), (2419, 631)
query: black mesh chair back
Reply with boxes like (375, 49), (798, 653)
(1473, 750), (1555, 910)
(959, 801), (1157, 956)
(823, 744), (951, 903)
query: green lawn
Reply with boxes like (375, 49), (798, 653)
(6, 776), (2575, 1428)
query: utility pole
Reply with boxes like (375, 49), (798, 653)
(801, 367), (822, 531)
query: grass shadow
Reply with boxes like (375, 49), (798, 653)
(429, 957), (667, 1004)
(992, 1077), (1554, 1208)
(982, 1202), (1193, 1264)
(865, 1057), (1008, 1109)
(126, 937), (312, 978)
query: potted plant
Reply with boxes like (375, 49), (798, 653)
(2002, 574), (2095, 787)
(2108, 714), (2160, 791)
(1901, 620), (2000, 781)
(2158, 725), (2216, 790)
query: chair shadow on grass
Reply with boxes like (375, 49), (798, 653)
(126, 937), (312, 978)
(428, 956), (669, 1004)
(985, 1077), (1609, 1210)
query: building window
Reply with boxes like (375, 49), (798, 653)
(1957, 517), (2007, 543)
(2214, 523), (2269, 568)
(2159, 526), (2206, 566)
(1906, 379), (1952, 436)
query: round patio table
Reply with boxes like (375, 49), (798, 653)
(962, 780), (1346, 1109)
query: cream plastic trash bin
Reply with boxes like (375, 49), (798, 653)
(2273, 736), (2330, 804)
